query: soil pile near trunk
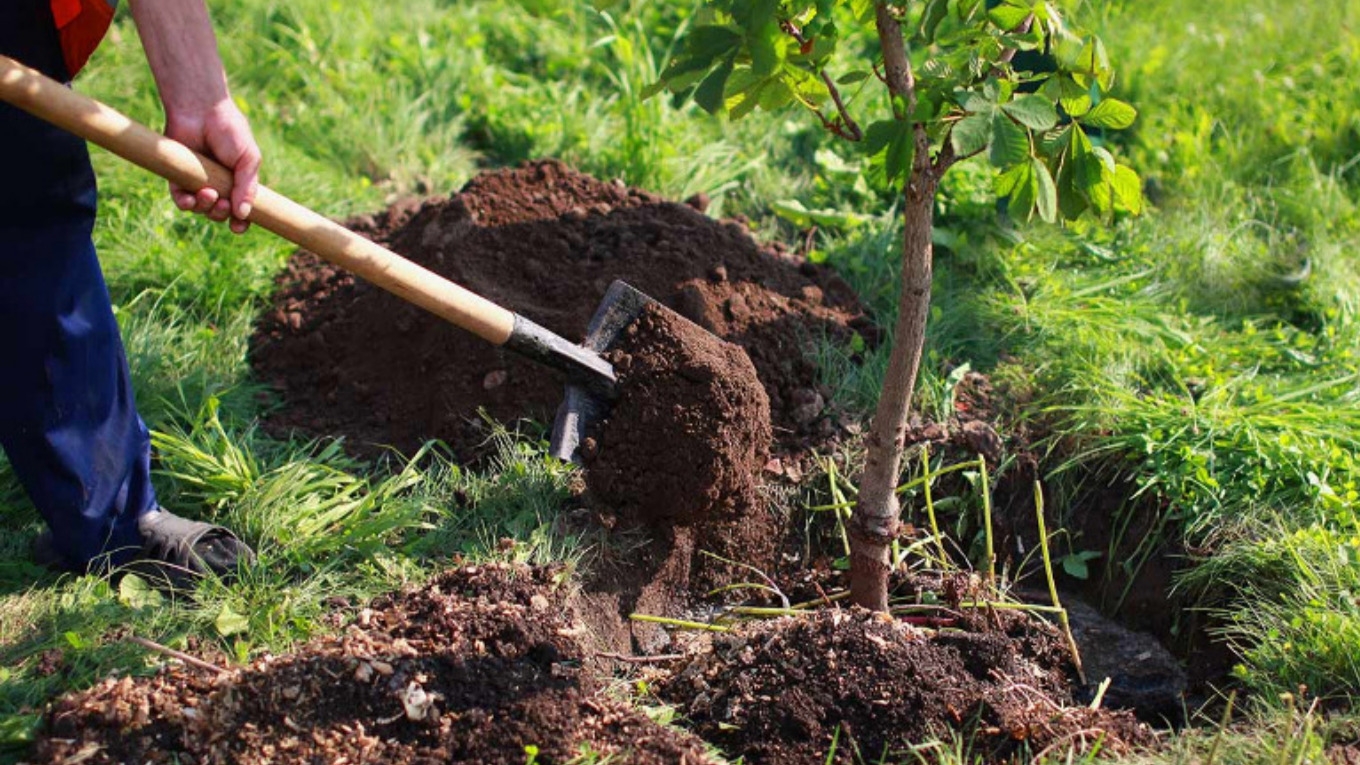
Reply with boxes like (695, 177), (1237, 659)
(32, 564), (714, 765)
(585, 302), (771, 525)
(659, 608), (1152, 764)
(250, 160), (872, 463)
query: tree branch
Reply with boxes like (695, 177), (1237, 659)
(781, 21), (863, 141)
(934, 134), (986, 175)
(127, 635), (228, 676)
(874, 5), (915, 116)
(876, 3), (932, 185)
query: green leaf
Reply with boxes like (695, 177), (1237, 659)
(723, 66), (766, 118)
(995, 160), (1027, 197)
(886, 126), (915, 185)
(1033, 158), (1057, 223)
(748, 20), (785, 77)
(863, 120), (901, 156)
(1001, 94), (1058, 131)
(920, 0), (950, 41)
(999, 161), (1037, 220)
(733, 0), (779, 28)
(1092, 145), (1116, 174)
(950, 113), (991, 157)
(687, 25), (743, 61)
(1038, 124), (1071, 156)
(1069, 125), (1102, 190)
(729, 82), (767, 119)
(1045, 75), (1092, 117)
(987, 1), (1032, 31)
(770, 199), (866, 229)
(757, 76), (795, 110)
(1089, 171), (1114, 217)
(1073, 36), (1113, 91)
(920, 58), (953, 81)
(658, 52), (711, 83)
(959, 89), (995, 114)
(1081, 98), (1138, 129)
(836, 70), (871, 85)
(694, 59), (734, 114)
(215, 604), (251, 638)
(1056, 158), (1089, 219)
(119, 574), (165, 610)
(1062, 554), (1090, 579)
(1112, 164), (1144, 214)
(989, 114), (1029, 167)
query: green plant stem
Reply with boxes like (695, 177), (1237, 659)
(724, 606), (809, 618)
(789, 591), (853, 610)
(629, 614), (730, 632)
(806, 459), (981, 512)
(824, 457), (853, 559)
(1034, 481), (1084, 683)
(959, 601), (1067, 614)
(921, 444), (948, 566)
(1203, 690), (1236, 765)
(981, 454), (995, 586)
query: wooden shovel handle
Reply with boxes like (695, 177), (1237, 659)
(0, 54), (515, 346)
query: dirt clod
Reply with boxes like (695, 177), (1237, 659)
(32, 564), (715, 765)
(586, 302), (771, 525)
(659, 608), (1154, 764)
(250, 160), (870, 465)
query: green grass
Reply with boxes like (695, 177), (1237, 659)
(4, 0), (1360, 760)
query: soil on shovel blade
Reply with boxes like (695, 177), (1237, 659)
(658, 606), (1154, 764)
(250, 160), (872, 467)
(584, 301), (772, 526)
(31, 564), (715, 765)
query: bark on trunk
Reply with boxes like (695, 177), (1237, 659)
(849, 176), (937, 611)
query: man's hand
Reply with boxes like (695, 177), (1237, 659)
(128, 0), (260, 235)
(164, 100), (260, 234)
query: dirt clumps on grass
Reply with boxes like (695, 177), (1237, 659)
(250, 160), (871, 467)
(585, 301), (771, 526)
(658, 608), (1154, 765)
(32, 564), (716, 765)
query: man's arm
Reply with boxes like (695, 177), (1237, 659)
(127, 0), (259, 234)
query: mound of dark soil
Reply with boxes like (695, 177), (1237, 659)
(659, 608), (1153, 764)
(32, 564), (715, 765)
(250, 160), (872, 464)
(585, 301), (771, 525)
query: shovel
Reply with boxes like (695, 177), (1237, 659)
(0, 53), (649, 462)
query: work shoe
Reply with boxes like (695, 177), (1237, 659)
(131, 509), (256, 589)
(30, 510), (255, 588)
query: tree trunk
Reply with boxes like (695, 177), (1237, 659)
(849, 173), (937, 611)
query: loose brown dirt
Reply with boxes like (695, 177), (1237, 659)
(32, 564), (715, 765)
(250, 160), (871, 467)
(584, 301), (771, 526)
(30, 564), (1155, 765)
(658, 607), (1154, 764)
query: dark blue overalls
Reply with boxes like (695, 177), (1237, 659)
(1, 0), (158, 568)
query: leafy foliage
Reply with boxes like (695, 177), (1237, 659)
(653, 0), (1142, 221)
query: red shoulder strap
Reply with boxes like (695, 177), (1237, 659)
(51, 0), (115, 78)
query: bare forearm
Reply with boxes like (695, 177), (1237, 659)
(128, 0), (229, 115)
(127, 0), (260, 232)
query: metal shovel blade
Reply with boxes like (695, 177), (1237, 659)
(549, 280), (655, 462)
